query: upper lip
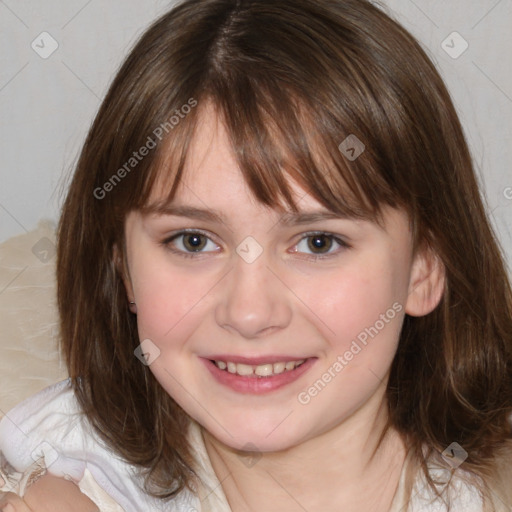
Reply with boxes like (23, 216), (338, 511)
(204, 355), (312, 365)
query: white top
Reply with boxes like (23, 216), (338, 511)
(0, 380), (492, 511)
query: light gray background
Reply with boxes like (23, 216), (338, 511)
(0, 0), (511, 269)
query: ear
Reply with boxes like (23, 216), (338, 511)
(113, 244), (137, 313)
(405, 245), (445, 317)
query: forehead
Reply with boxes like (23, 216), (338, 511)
(149, 102), (316, 212)
(138, 103), (411, 240)
(142, 95), (390, 229)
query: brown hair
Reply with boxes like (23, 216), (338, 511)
(57, 0), (512, 507)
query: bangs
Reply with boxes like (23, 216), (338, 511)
(109, 0), (420, 227)
(138, 84), (400, 225)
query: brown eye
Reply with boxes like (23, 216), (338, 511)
(307, 234), (334, 254)
(293, 232), (349, 260)
(182, 233), (207, 252)
(163, 230), (219, 258)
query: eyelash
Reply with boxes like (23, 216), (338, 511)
(161, 229), (350, 261)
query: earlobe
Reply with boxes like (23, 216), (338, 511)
(405, 246), (445, 317)
(113, 244), (137, 314)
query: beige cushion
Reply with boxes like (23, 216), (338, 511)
(0, 221), (67, 418)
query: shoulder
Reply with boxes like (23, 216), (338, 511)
(0, 381), (199, 512)
(486, 440), (512, 510)
(0, 381), (100, 509)
(0, 379), (84, 478)
(407, 445), (512, 512)
(404, 464), (482, 512)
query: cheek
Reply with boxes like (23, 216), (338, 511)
(130, 257), (212, 341)
(292, 258), (406, 418)
(295, 256), (406, 353)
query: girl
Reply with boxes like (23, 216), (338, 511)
(1, 0), (511, 510)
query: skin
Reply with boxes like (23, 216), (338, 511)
(0, 475), (98, 511)
(120, 103), (445, 511)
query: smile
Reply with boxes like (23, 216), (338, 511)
(213, 359), (306, 377)
(203, 357), (316, 394)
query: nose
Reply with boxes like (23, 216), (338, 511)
(214, 251), (292, 339)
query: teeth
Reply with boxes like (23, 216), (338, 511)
(236, 363), (254, 376)
(255, 364), (273, 377)
(214, 359), (305, 377)
(273, 362), (286, 374)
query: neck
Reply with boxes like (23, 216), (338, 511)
(202, 385), (407, 512)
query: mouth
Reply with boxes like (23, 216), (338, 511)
(202, 356), (316, 394)
(211, 358), (306, 378)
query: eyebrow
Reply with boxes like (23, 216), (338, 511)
(142, 204), (351, 226)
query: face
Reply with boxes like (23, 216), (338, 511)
(122, 105), (434, 453)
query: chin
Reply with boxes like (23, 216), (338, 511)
(203, 414), (309, 453)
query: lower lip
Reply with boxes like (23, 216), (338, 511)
(202, 358), (316, 394)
